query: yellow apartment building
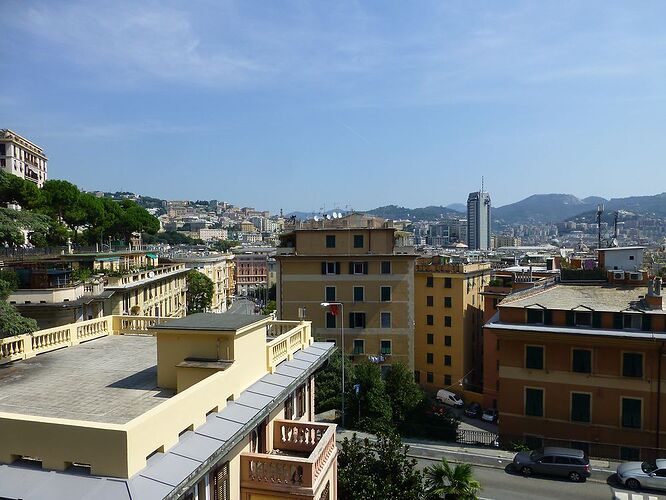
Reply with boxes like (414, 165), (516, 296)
(166, 253), (234, 313)
(0, 312), (336, 499)
(413, 256), (490, 395)
(277, 215), (416, 370)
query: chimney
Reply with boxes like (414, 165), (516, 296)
(648, 278), (654, 296)
(646, 277), (663, 309)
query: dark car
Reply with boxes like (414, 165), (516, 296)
(512, 447), (591, 482)
(464, 402), (482, 418)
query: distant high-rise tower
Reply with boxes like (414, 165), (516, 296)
(467, 189), (491, 250)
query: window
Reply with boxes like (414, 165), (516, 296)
(444, 375), (452, 386)
(525, 388), (544, 417)
(350, 261), (368, 275)
(380, 340), (392, 355)
(322, 261), (340, 275)
(444, 277), (452, 288)
(427, 295), (434, 307)
(326, 313), (336, 328)
(426, 315), (434, 325)
(575, 311), (592, 326)
(525, 435), (543, 450)
(380, 312), (391, 328)
(572, 349), (592, 373)
(426, 277), (433, 287)
(426, 333), (434, 345)
(353, 339), (365, 355)
(427, 353), (434, 364)
(354, 234), (364, 248)
(444, 355), (452, 366)
(444, 335), (452, 347)
(525, 346), (544, 370)
(381, 261), (391, 274)
(622, 398), (642, 428)
(526, 309), (544, 324)
(444, 296), (452, 308)
(629, 255), (635, 261)
(380, 286), (391, 302)
(353, 286), (365, 302)
(325, 286), (336, 302)
(571, 393), (591, 422)
(326, 235), (336, 248)
(296, 384), (307, 417)
(623, 353), (643, 378)
(211, 461), (230, 500)
(427, 372), (434, 383)
(349, 312), (366, 328)
(444, 316), (452, 327)
(414, 371), (420, 383)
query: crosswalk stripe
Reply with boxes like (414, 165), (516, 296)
(614, 493), (628, 500)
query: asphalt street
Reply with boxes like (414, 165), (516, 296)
(227, 297), (256, 315)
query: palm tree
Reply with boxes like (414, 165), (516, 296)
(424, 458), (482, 500)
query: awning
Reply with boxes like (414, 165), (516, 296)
(95, 256), (121, 262)
(146, 253), (158, 259)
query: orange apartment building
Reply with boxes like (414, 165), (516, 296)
(413, 256), (490, 395)
(276, 215), (416, 370)
(485, 275), (666, 460)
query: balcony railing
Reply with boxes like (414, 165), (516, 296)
(266, 323), (311, 373)
(240, 420), (337, 499)
(0, 315), (170, 365)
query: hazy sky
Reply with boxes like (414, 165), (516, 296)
(3, 1), (666, 212)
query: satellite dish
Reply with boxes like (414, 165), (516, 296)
(333, 212), (338, 219)
(326, 214), (332, 220)
(314, 216), (319, 221)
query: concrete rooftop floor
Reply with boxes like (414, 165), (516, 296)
(0, 335), (173, 424)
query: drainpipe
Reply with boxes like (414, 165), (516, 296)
(657, 341), (665, 452)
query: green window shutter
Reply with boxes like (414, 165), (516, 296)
(571, 393), (591, 422)
(349, 313), (355, 328)
(544, 309), (553, 325)
(335, 262), (341, 274)
(349, 262), (354, 274)
(321, 262), (327, 275)
(363, 262), (369, 274)
(613, 313), (623, 329)
(592, 312), (602, 328)
(642, 315), (652, 331)
(566, 311), (575, 326)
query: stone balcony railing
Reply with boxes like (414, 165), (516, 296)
(0, 315), (170, 364)
(240, 420), (337, 499)
(105, 264), (187, 287)
(266, 321), (312, 373)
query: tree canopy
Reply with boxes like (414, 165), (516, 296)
(424, 458), (482, 500)
(0, 269), (38, 338)
(0, 171), (160, 246)
(186, 270), (214, 314)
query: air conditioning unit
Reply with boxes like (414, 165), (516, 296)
(614, 271), (624, 280)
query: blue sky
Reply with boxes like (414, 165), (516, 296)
(3, 1), (666, 213)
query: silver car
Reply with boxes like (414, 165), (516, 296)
(617, 459), (666, 491)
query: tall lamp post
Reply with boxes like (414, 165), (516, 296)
(321, 301), (345, 427)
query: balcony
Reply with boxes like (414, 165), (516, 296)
(241, 420), (337, 500)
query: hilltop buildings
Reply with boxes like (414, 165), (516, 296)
(0, 313), (336, 499)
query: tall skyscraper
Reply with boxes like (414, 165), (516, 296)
(467, 190), (491, 250)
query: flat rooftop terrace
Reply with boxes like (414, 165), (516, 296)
(0, 335), (172, 424)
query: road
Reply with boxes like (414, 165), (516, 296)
(227, 297), (256, 315)
(412, 457), (666, 500)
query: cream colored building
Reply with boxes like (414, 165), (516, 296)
(0, 129), (48, 187)
(0, 313), (336, 499)
(277, 215), (416, 370)
(167, 253), (234, 313)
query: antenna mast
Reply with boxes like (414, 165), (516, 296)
(596, 204), (604, 249)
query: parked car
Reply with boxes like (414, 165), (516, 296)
(616, 459), (666, 491)
(436, 389), (464, 408)
(512, 447), (591, 482)
(464, 402), (482, 418)
(482, 408), (499, 423)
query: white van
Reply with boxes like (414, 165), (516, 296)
(436, 389), (464, 408)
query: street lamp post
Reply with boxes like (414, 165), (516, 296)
(321, 301), (345, 427)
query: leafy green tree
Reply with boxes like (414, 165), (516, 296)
(143, 231), (201, 245)
(186, 270), (214, 314)
(347, 361), (393, 433)
(211, 240), (240, 252)
(0, 269), (38, 338)
(315, 349), (354, 414)
(338, 432), (424, 500)
(424, 458), (481, 500)
(42, 179), (81, 221)
(262, 300), (276, 315)
(0, 171), (44, 209)
(385, 362), (425, 427)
